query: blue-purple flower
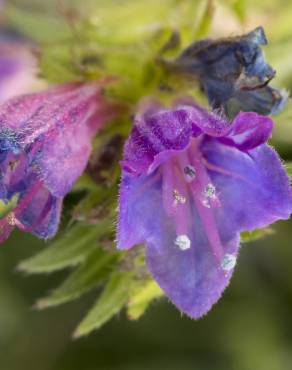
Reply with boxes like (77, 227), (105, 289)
(0, 82), (115, 242)
(117, 99), (292, 318)
(169, 26), (287, 117)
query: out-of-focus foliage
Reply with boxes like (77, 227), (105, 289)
(1, 0), (292, 354)
(4, 0), (214, 102)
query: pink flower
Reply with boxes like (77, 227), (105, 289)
(0, 81), (115, 241)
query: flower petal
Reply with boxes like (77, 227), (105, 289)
(223, 86), (288, 118)
(122, 105), (228, 175)
(20, 195), (62, 239)
(0, 84), (103, 198)
(36, 117), (93, 197)
(222, 111), (273, 151)
(0, 83), (75, 132)
(118, 167), (240, 317)
(0, 80), (115, 243)
(118, 171), (162, 249)
(201, 139), (292, 234)
(145, 223), (240, 319)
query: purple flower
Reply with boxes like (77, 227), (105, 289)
(0, 35), (37, 102)
(117, 99), (292, 318)
(0, 82), (114, 242)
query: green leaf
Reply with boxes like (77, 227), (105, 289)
(80, 0), (200, 47)
(71, 174), (98, 193)
(72, 185), (117, 222)
(40, 42), (83, 84)
(267, 2), (292, 42)
(5, 0), (101, 42)
(229, 0), (246, 23)
(36, 248), (120, 308)
(127, 279), (164, 320)
(194, 0), (214, 38)
(285, 162), (292, 178)
(37, 0), (202, 89)
(5, 3), (71, 43)
(0, 195), (18, 218)
(73, 271), (133, 338)
(240, 228), (273, 243)
(18, 220), (112, 274)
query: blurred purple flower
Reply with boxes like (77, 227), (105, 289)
(0, 82), (115, 242)
(117, 99), (292, 318)
(0, 36), (37, 102)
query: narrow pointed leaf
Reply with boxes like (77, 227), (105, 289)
(36, 248), (120, 308)
(194, 0), (214, 38)
(240, 228), (274, 243)
(286, 162), (292, 178)
(18, 220), (112, 274)
(127, 280), (164, 320)
(0, 196), (18, 218)
(73, 271), (133, 338)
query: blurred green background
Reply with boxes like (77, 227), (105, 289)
(1, 1), (292, 369)
(1, 221), (292, 370)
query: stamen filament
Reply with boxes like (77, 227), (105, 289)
(162, 161), (176, 216)
(173, 163), (191, 236)
(187, 141), (224, 259)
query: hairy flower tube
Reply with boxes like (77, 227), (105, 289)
(0, 82), (114, 242)
(168, 26), (287, 118)
(117, 100), (292, 318)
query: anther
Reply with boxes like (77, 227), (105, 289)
(175, 234), (191, 250)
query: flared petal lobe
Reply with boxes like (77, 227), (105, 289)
(202, 139), (292, 233)
(118, 101), (292, 318)
(121, 103), (230, 175)
(121, 104), (273, 175)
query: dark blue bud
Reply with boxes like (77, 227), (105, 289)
(245, 26), (267, 45)
(223, 86), (288, 118)
(167, 26), (284, 118)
